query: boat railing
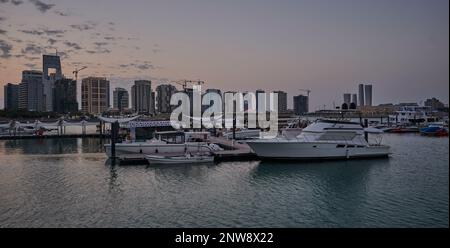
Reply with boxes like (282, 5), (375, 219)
(272, 134), (368, 146)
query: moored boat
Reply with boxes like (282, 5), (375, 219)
(246, 119), (390, 160)
(382, 126), (419, 133)
(420, 126), (448, 137)
(104, 131), (218, 159)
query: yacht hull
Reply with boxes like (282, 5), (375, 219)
(246, 141), (390, 160)
(104, 142), (213, 159)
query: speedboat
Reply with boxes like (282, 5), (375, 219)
(383, 125), (419, 133)
(104, 131), (218, 159)
(246, 119), (390, 160)
(146, 153), (214, 164)
(420, 125), (448, 137)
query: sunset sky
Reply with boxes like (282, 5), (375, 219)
(0, 0), (448, 110)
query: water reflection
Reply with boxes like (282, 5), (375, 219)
(252, 158), (392, 226)
(108, 165), (121, 193)
(0, 138), (107, 155)
(147, 163), (216, 181)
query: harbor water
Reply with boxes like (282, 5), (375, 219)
(0, 134), (448, 227)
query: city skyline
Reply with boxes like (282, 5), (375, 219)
(0, 0), (448, 110)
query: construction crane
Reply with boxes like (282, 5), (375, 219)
(172, 80), (189, 90)
(299, 89), (311, 97)
(172, 80), (205, 90)
(73, 66), (87, 82)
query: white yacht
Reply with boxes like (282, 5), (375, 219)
(104, 131), (217, 159)
(388, 105), (439, 126)
(246, 119), (390, 160)
(281, 119), (309, 139)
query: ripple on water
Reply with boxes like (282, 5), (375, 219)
(0, 135), (448, 227)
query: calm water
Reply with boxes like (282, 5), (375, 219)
(0, 134), (448, 227)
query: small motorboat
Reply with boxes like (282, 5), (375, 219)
(420, 126), (448, 137)
(146, 153), (215, 164)
(383, 126), (419, 133)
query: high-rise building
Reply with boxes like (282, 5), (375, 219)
(53, 78), (78, 114)
(81, 77), (110, 114)
(4, 83), (19, 110)
(156, 84), (177, 113)
(274, 91), (287, 113)
(343, 93), (351, 105)
(202, 88), (222, 114)
(364, 84), (373, 106)
(131, 80), (154, 114)
(352, 94), (358, 106)
(255, 89), (274, 112)
(151, 91), (156, 114)
(42, 54), (62, 111)
(358, 84), (365, 106)
(293, 95), (308, 115)
(19, 70), (44, 111)
(424, 97), (445, 110)
(113, 87), (129, 111)
(223, 90), (238, 114)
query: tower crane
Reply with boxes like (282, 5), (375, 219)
(172, 80), (206, 91)
(172, 80), (189, 90)
(299, 89), (311, 97)
(73, 66), (87, 82)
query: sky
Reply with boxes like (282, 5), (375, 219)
(0, 0), (448, 110)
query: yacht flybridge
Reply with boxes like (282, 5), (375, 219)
(246, 119), (390, 160)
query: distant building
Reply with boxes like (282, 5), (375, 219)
(4, 83), (19, 110)
(113, 87), (129, 112)
(255, 89), (265, 112)
(42, 54), (62, 112)
(352, 94), (357, 106)
(203, 88), (222, 114)
(364, 84), (373, 106)
(343, 93), (351, 105)
(274, 91), (287, 113)
(151, 91), (156, 113)
(222, 90), (238, 114)
(243, 91), (250, 111)
(156, 84), (177, 113)
(424, 98), (445, 111)
(358, 84), (365, 106)
(81, 77), (110, 114)
(341, 103), (349, 110)
(293, 95), (308, 115)
(398, 102), (418, 107)
(131, 80), (154, 114)
(53, 78), (78, 114)
(19, 70), (44, 111)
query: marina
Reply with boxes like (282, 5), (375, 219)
(0, 0), (447, 232)
(0, 133), (447, 227)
